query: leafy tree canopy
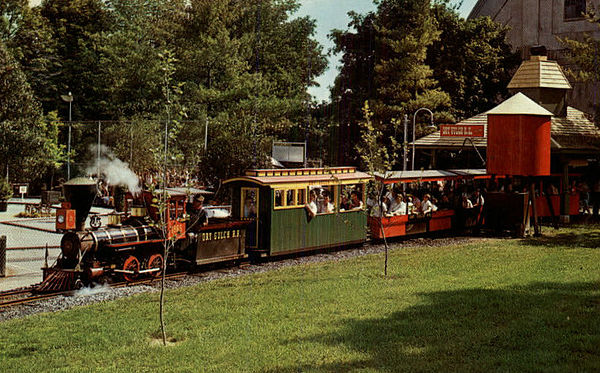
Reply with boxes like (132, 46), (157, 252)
(330, 0), (517, 164)
(0, 39), (63, 183)
(560, 12), (600, 123)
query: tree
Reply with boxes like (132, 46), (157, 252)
(40, 0), (113, 119)
(331, 0), (518, 164)
(1, 1), (58, 110)
(0, 39), (63, 184)
(428, 2), (519, 120)
(331, 0), (451, 164)
(355, 101), (400, 277)
(560, 12), (600, 123)
(173, 0), (327, 182)
(374, 0), (452, 124)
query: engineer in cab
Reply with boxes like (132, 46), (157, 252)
(187, 194), (208, 230)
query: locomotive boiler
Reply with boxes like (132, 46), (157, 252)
(39, 178), (249, 292)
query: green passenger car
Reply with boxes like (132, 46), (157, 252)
(224, 167), (372, 256)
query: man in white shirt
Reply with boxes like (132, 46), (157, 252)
(389, 194), (406, 215)
(421, 194), (435, 214)
(305, 189), (318, 217)
(320, 191), (335, 214)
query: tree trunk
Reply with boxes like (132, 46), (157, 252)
(160, 241), (168, 346)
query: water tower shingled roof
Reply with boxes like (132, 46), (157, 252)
(507, 55), (572, 90)
(487, 92), (554, 116)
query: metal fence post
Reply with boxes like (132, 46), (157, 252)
(0, 235), (6, 277)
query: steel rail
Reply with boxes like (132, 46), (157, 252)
(0, 272), (188, 309)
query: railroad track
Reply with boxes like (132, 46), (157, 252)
(0, 287), (62, 308)
(0, 272), (189, 309)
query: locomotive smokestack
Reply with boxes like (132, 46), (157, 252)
(63, 178), (98, 231)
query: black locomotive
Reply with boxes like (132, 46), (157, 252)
(39, 178), (248, 292)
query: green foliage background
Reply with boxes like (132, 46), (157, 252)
(0, 0), (523, 188)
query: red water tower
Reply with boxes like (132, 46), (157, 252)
(487, 92), (553, 176)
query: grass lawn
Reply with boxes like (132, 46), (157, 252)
(2, 225), (600, 372)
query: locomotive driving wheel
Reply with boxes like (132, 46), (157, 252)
(122, 255), (140, 282)
(147, 253), (164, 278)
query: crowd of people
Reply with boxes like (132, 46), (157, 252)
(305, 187), (364, 217)
(366, 181), (486, 218)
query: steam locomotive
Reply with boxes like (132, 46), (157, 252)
(39, 178), (249, 292)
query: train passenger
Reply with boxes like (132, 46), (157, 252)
(349, 191), (363, 210)
(462, 195), (473, 209)
(340, 194), (351, 211)
(406, 195), (414, 214)
(319, 190), (335, 214)
(389, 194), (406, 215)
(578, 181), (590, 214)
(305, 189), (318, 217)
(421, 194), (435, 214)
(243, 196), (256, 218)
(472, 189), (484, 209)
(370, 194), (388, 217)
(188, 195), (208, 228)
(412, 198), (422, 214)
(366, 191), (378, 211)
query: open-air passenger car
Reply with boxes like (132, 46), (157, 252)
(225, 167), (372, 257)
(369, 169), (490, 239)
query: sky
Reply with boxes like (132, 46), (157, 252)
(297, 0), (479, 102)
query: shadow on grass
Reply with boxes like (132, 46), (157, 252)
(520, 230), (600, 248)
(267, 282), (600, 372)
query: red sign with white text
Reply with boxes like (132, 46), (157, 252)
(440, 125), (485, 137)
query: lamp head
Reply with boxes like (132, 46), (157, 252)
(60, 92), (74, 103)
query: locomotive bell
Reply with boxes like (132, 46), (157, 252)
(63, 178), (98, 231)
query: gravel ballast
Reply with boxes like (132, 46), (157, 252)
(0, 236), (481, 322)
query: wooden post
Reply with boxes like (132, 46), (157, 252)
(0, 235), (6, 277)
(560, 160), (570, 224)
(530, 180), (541, 237)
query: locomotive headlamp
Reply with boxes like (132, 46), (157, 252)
(57, 215), (65, 224)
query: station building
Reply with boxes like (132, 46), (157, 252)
(412, 53), (600, 220)
(413, 54), (600, 170)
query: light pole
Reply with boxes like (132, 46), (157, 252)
(412, 107), (435, 170)
(60, 92), (73, 180)
(402, 114), (408, 171)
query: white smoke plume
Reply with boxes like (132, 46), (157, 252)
(86, 144), (141, 195)
(74, 283), (112, 297)
(207, 208), (231, 218)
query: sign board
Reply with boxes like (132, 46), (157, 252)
(272, 141), (306, 164)
(19, 186), (28, 194)
(440, 125), (485, 138)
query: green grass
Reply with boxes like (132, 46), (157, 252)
(2, 225), (600, 372)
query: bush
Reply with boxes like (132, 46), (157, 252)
(0, 178), (12, 200)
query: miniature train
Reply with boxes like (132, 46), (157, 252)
(39, 167), (582, 292)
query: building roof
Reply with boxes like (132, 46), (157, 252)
(507, 56), (572, 90)
(487, 92), (554, 116)
(374, 169), (488, 184)
(224, 167), (373, 187)
(412, 106), (600, 152)
(410, 112), (488, 149)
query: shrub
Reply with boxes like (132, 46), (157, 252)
(0, 178), (12, 200)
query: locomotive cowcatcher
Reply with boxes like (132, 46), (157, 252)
(39, 178), (249, 292)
